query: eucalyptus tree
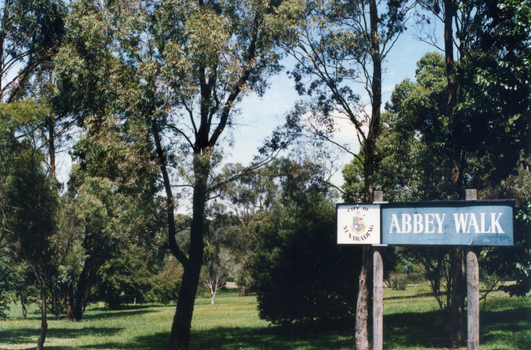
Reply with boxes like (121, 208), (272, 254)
(282, 1), (411, 348)
(343, 51), (459, 325)
(0, 0), (66, 102)
(351, 47), (530, 345)
(3, 144), (58, 350)
(56, 1), (304, 348)
(0, 98), (63, 350)
(0, 5), (67, 345)
(199, 241), (231, 305)
(0, 0), (67, 234)
(369, 52), (451, 201)
(58, 114), (162, 321)
(414, 0), (530, 345)
(218, 162), (278, 228)
(0, 125), (37, 321)
(415, 0), (530, 195)
(0, 0), (70, 190)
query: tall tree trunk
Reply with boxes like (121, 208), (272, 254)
(169, 262), (203, 350)
(444, 0), (462, 192)
(62, 238), (96, 321)
(527, 55), (531, 156)
(151, 117), (198, 350)
(168, 154), (208, 350)
(444, 0), (465, 346)
(0, 0), (10, 100)
(62, 284), (75, 320)
(36, 284), (48, 350)
(355, 245), (372, 350)
(355, 1), (381, 348)
(449, 247), (465, 347)
(47, 116), (56, 179)
(81, 280), (92, 313)
(73, 265), (90, 321)
(20, 293), (27, 320)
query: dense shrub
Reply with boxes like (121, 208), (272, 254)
(150, 258), (182, 305)
(389, 272), (408, 290)
(252, 199), (361, 326)
(96, 248), (156, 309)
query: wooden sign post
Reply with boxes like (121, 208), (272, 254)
(337, 193), (514, 350)
(372, 246), (384, 350)
(372, 191), (385, 350)
(465, 189), (479, 350)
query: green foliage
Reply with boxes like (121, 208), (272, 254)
(388, 272), (408, 290)
(0, 0), (66, 101)
(0, 100), (51, 127)
(0, 256), (12, 319)
(479, 159), (531, 297)
(55, 114), (165, 319)
(61, 116), (171, 313)
(413, 0), (530, 193)
(150, 258), (183, 305)
(0, 99), (53, 172)
(91, 244), (182, 309)
(0, 256), (39, 320)
(0, 97), (61, 325)
(455, 0), (530, 185)
(96, 248), (157, 309)
(375, 52), (453, 201)
(4, 146), (58, 268)
(55, 4), (304, 345)
(343, 49), (530, 317)
(1, 139), (58, 350)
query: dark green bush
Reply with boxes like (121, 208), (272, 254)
(252, 199), (361, 326)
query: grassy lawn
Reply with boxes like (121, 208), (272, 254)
(0, 285), (529, 350)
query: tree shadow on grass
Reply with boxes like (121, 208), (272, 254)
(88, 303), (174, 312)
(383, 310), (448, 349)
(0, 328), (39, 345)
(16, 304), (164, 321)
(4, 326), (351, 350)
(481, 307), (531, 349)
(191, 326), (353, 350)
(50, 326), (123, 338)
(385, 292), (441, 300)
(7, 305), (527, 350)
(81, 309), (157, 320)
(383, 304), (531, 349)
(116, 322), (354, 350)
(0, 327), (123, 346)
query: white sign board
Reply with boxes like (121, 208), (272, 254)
(337, 204), (381, 244)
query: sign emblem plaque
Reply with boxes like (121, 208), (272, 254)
(337, 204), (381, 244)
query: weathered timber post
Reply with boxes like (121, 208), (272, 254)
(466, 189), (479, 350)
(373, 247), (384, 350)
(373, 191), (385, 350)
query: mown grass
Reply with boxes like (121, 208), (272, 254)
(0, 285), (529, 350)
